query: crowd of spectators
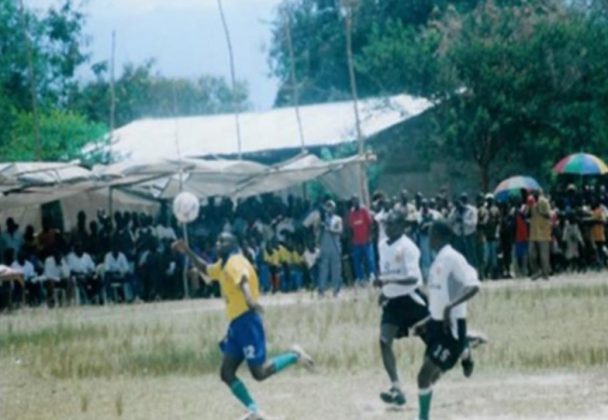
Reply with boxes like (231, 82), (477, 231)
(1, 183), (606, 310)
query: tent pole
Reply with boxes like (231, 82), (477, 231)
(341, 1), (370, 206)
(182, 222), (190, 299)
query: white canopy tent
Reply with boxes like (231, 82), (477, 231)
(100, 94), (431, 160)
(0, 154), (369, 229)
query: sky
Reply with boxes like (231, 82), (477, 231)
(30, 0), (284, 109)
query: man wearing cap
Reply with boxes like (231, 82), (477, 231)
(318, 200), (344, 297)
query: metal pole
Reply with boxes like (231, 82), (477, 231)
(181, 222), (190, 299)
(18, 0), (41, 161)
(283, 4), (306, 151)
(217, 0), (243, 159)
(342, 0), (370, 206)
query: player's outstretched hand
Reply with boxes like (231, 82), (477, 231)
(172, 240), (188, 254)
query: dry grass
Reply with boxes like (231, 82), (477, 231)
(1, 274), (607, 419)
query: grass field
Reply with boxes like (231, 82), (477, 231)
(1, 273), (608, 419)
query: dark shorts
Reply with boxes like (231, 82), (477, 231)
(380, 291), (430, 339)
(515, 242), (528, 259)
(219, 311), (267, 367)
(425, 319), (467, 372)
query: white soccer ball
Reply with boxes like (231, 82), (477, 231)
(172, 192), (200, 224)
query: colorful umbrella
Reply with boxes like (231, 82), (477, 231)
(494, 175), (541, 202)
(553, 153), (608, 175)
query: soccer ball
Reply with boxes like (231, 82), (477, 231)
(172, 192), (200, 224)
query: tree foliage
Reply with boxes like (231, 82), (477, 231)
(1, 109), (106, 163)
(70, 59), (250, 128)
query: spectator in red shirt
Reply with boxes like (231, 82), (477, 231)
(348, 196), (376, 285)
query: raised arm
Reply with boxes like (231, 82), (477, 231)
(172, 239), (208, 275)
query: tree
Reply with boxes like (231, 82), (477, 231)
(0, 0), (90, 153)
(1, 109), (106, 163)
(268, 0), (480, 106)
(70, 60), (250, 128)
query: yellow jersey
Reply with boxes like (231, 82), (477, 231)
(263, 249), (280, 267)
(277, 245), (291, 264)
(207, 254), (260, 321)
(290, 250), (304, 265)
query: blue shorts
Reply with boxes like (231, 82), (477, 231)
(220, 311), (267, 367)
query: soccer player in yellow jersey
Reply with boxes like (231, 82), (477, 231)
(173, 233), (314, 420)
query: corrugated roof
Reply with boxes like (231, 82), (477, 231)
(108, 94), (431, 160)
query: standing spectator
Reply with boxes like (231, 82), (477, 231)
(448, 193), (479, 268)
(481, 194), (501, 279)
(514, 199), (530, 277)
(70, 211), (89, 247)
(348, 196), (376, 286)
(318, 200), (343, 297)
(303, 240), (320, 290)
(529, 192), (552, 280)
(562, 214), (584, 271)
(499, 203), (515, 278)
(417, 199), (441, 281)
(37, 217), (59, 259)
(2, 218), (24, 255)
(21, 225), (38, 258)
(590, 199), (606, 268)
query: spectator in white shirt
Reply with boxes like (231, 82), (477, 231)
(68, 243), (99, 304)
(11, 251), (40, 305)
(43, 249), (73, 307)
(103, 243), (131, 303)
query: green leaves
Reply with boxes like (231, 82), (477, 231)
(1, 109), (106, 164)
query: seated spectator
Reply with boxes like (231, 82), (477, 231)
(11, 251), (40, 306)
(2, 249), (24, 308)
(138, 240), (164, 301)
(103, 243), (131, 303)
(67, 243), (99, 304)
(42, 249), (72, 307)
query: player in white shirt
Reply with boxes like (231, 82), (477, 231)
(416, 220), (481, 420)
(374, 211), (429, 407)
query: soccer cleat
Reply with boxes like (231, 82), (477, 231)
(467, 331), (489, 349)
(380, 387), (406, 406)
(291, 344), (315, 372)
(461, 357), (475, 378)
(239, 411), (266, 420)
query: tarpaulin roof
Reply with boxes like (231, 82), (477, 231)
(0, 153), (367, 211)
(104, 94), (431, 160)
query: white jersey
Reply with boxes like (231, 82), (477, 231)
(428, 245), (480, 337)
(378, 235), (422, 299)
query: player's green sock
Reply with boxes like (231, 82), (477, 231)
(230, 379), (258, 413)
(418, 388), (433, 420)
(270, 351), (298, 373)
